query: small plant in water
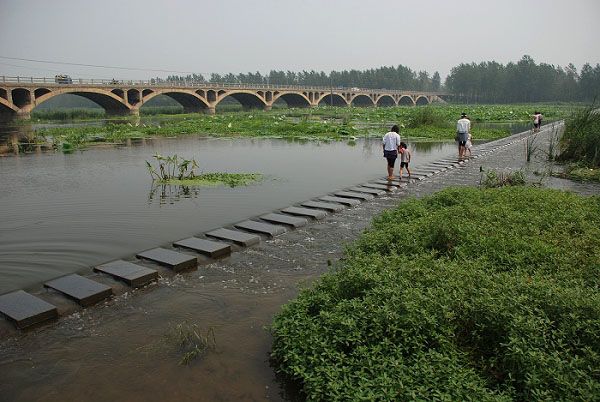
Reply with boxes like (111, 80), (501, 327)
(146, 153), (199, 181)
(164, 321), (217, 365)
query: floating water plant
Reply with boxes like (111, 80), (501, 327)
(145, 153), (262, 187)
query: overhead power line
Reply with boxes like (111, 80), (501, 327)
(0, 56), (209, 75)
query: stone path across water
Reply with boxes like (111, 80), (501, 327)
(3, 122), (598, 332)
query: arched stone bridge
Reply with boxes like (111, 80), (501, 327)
(0, 76), (448, 119)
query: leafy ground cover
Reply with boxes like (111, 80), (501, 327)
(270, 186), (600, 401)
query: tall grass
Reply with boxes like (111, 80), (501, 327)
(32, 108), (105, 120)
(558, 105), (600, 167)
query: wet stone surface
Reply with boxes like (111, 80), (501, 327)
(234, 220), (287, 237)
(0, 290), (58, 329)
(281, 206), (327, 220)
(300, 200), (345, 212)
(334, 190), (375, 200)
(136, 248), (198, 272)
(319, 195), (361, 206)
(173, 237), (232, 258)
(94, 260), (158, 288)
(205, 228), (261, 247)
(44, 274), (113, 307)
(260, 213), (308, 228)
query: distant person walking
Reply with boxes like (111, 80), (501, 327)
(399, 142), (411, 180)
(537, 111), (543, 130)
(533, 111), (540, 132)
(382, 125), (402, 180)
(456, 113), (470, 159)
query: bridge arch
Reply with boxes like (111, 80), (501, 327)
(215, 90), (266, 110)
(272, 92), (311, 108)
(317, 93), (348, 107)
(415, 96), (429, 106)
(22, 88), (131, 115)
(398, 95), (415, 106)
(376, 94), (396, 107)
(138, 89), (209, 113)
(350, 94), (375, 107)
(0, 97), (18, 116)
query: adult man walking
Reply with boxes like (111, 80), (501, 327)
(383, 125), (402, 180)
(456, 113), (470, 159)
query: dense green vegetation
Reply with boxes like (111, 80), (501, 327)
(271, 187), (600, 401)
(446, 55), (600, 103)
(556, 105), (600, 181)
(35, 104), (580, 151)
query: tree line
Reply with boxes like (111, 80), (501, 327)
(156, 55), (600, 103)
(156, 66), (441, 92)
(445, 55), (600, 103)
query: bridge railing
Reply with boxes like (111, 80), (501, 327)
(0, 76), (448, 96)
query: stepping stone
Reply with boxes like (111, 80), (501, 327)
(319, 195), (361, 206)
(372, 180), (403, 187)
(334, 191), (374, 201)
(136, 247), (197, 272)
(94, 260), (158, 287)
(260, 213), (307, 228)
(281, 206), (327, 220)
(44, 274), (112, 307)
(205, 228), (260, 246)
(361, 183), (397, 192)
(173, 237), (232, 258)
(0, 290), (58, 329)
(234, 220), (286, 237)
(301, 200), (345, 212)
(349, 187), (386, 196)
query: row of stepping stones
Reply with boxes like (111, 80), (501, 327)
(0, 134), (528, 330)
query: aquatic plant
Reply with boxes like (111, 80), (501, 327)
(145, 153), (199, 181)
(271, 187), (600, 400)
(163, 322), (217, 365)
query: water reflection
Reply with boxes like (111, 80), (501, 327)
(147, 183), (202, 205)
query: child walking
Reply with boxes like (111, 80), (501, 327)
(399, 142), (411, 180)
(465, 133), (473, 157)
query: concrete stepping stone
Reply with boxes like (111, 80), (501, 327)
(260, 213), (307, 228)
(349, 187), (386, 196)
(94, 260), (158, 287)
(281, 206), (327, 220)
(136, 247), (197, 272)
(372, 179), (403, 187)
(0, 290), (58, 329)
(234, 220), (286, 237)
(205, 228), (261, 246)
(361, 183), (397, 192)
(334, 191), (374, 200)
(44, 274), (112, 307)
(301, 200), (345, 212)
(173, 237), (232, 258)
(319, 195), (361, 206)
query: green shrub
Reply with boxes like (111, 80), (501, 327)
(271, 187), (600, 401)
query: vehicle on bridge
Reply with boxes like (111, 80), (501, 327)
(54, 75), (73, 84)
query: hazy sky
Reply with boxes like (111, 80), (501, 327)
(1, 0), (599, 81)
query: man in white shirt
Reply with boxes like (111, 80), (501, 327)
(382, 125), (402, 180)
(456, 113), (471, 159)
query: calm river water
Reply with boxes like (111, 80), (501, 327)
(0, 134), (458, 294)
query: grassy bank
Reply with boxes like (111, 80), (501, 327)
(270, 186), (600, 401)
(33, 104), (581, 151)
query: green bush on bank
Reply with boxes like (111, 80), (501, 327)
(270, 187), (600, 401)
